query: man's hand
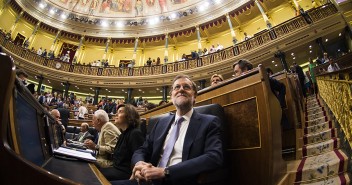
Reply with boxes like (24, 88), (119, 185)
(141, 166), (165, 181)
(84, 139), (96, 150)
(130, 161), (151, 182)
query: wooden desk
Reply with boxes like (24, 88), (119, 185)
(43, 157), (110, 185)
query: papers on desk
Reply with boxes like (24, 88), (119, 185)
(53, 147), (96, 162)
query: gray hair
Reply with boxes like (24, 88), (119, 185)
(94, 110), (109, 123)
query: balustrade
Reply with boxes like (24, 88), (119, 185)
(0, 3), (338, 77)
(317, 66), (352, 148)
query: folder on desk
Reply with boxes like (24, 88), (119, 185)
(53, 147), (96, 162)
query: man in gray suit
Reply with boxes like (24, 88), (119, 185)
(73, 122), (93, 142)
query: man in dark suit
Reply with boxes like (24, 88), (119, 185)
(112, 75), (223, 185)
(293, 62), (306, 97)
(57, 103), (70, 129)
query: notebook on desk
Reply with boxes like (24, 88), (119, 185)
(53, 147), (96, 162)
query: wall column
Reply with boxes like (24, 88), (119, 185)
(28, 21), (41, 45)
(315, 37), (327, 56)
(196, 25), (202, 53)
(36, 75), (44, 94)
(255, 0), (272, 29)
(74, 35), (85, 63)
(164, 33), (169, 64)
(162, 86), (168, 102)
(50, 30), (61, 51)
(127, 88), (133, 104)
(198, 79), (206, 90)
(103, 37), (111, 60)
(93, 87), (100, 105)
(274, 51), (289, 72)
(226, 13), (238, 44)
(0, 0), (11, 15)
(131, 37), (138, 67)
(63, 81), (70, 99)
(10, 11), (24, 31)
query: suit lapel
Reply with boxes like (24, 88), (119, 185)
(182, 111), (202, 161)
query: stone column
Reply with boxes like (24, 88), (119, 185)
(255, 0), (272, 29)
(74, 35), (85, 63)
(50, 30), (61, 51)
(28, 21), (41, 43)
(198, 79), (206, 90)
(36, 75), (44, 93)
(103, 37), (111, 60)
(196, 25), (202, 53)
(226, 13), (237, 44)
(131, 37), (138, 67)
(93, 87), (100, 105)
(10, 11), (24, 31)
(63, 81), (70, 99)
(127, 88), (133, 104)
(274, 51), (289, 72)
(164, 33), (169, 64)
(315, 37), (327, 56)
(162, 86), (168, 102)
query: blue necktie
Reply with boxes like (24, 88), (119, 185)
(159, 117), (185, 168)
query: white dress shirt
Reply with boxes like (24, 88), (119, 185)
(160, 109), (193, 167)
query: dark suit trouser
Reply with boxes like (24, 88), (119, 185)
(99, 167), (130, 181)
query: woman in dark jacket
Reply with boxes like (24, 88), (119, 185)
(100, 104), (145, 181)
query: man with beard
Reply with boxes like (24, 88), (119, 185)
(112, 74), (223, 185)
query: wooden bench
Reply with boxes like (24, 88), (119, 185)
(141, 65), (286, 185)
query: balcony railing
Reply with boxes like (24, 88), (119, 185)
(0, 4), (338, 77)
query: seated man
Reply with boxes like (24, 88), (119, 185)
(72, 122), (93, 142)
(112, 75), (223, 185)
(232, 59), (253, 77)
(84, 110), (121, 168)
(210, 74), (224, 86)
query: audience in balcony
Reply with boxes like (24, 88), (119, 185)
(37, 47), (43, 55)
(23, 39), (29, 49)
(321, 52), (330, 64)
(209, 44), (216, 53)
(156, 57), (161, 65)
(5, 30), (11, 40)
(244, 32), (251, 41)
(181, 53), (187, 61)
(41, 49), (47, 58)
(216, 43), (224, 51)
(146, 57), (152, 66)
(203, 48), (209, 55)
(327, 58), (340, 72)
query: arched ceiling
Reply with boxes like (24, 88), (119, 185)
(13, 0), (286, 39)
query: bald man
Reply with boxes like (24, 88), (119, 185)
(51, 109), (66, 146)
(73, 122), (93, 142)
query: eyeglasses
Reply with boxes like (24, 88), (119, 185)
(172, 84), (192, 91)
